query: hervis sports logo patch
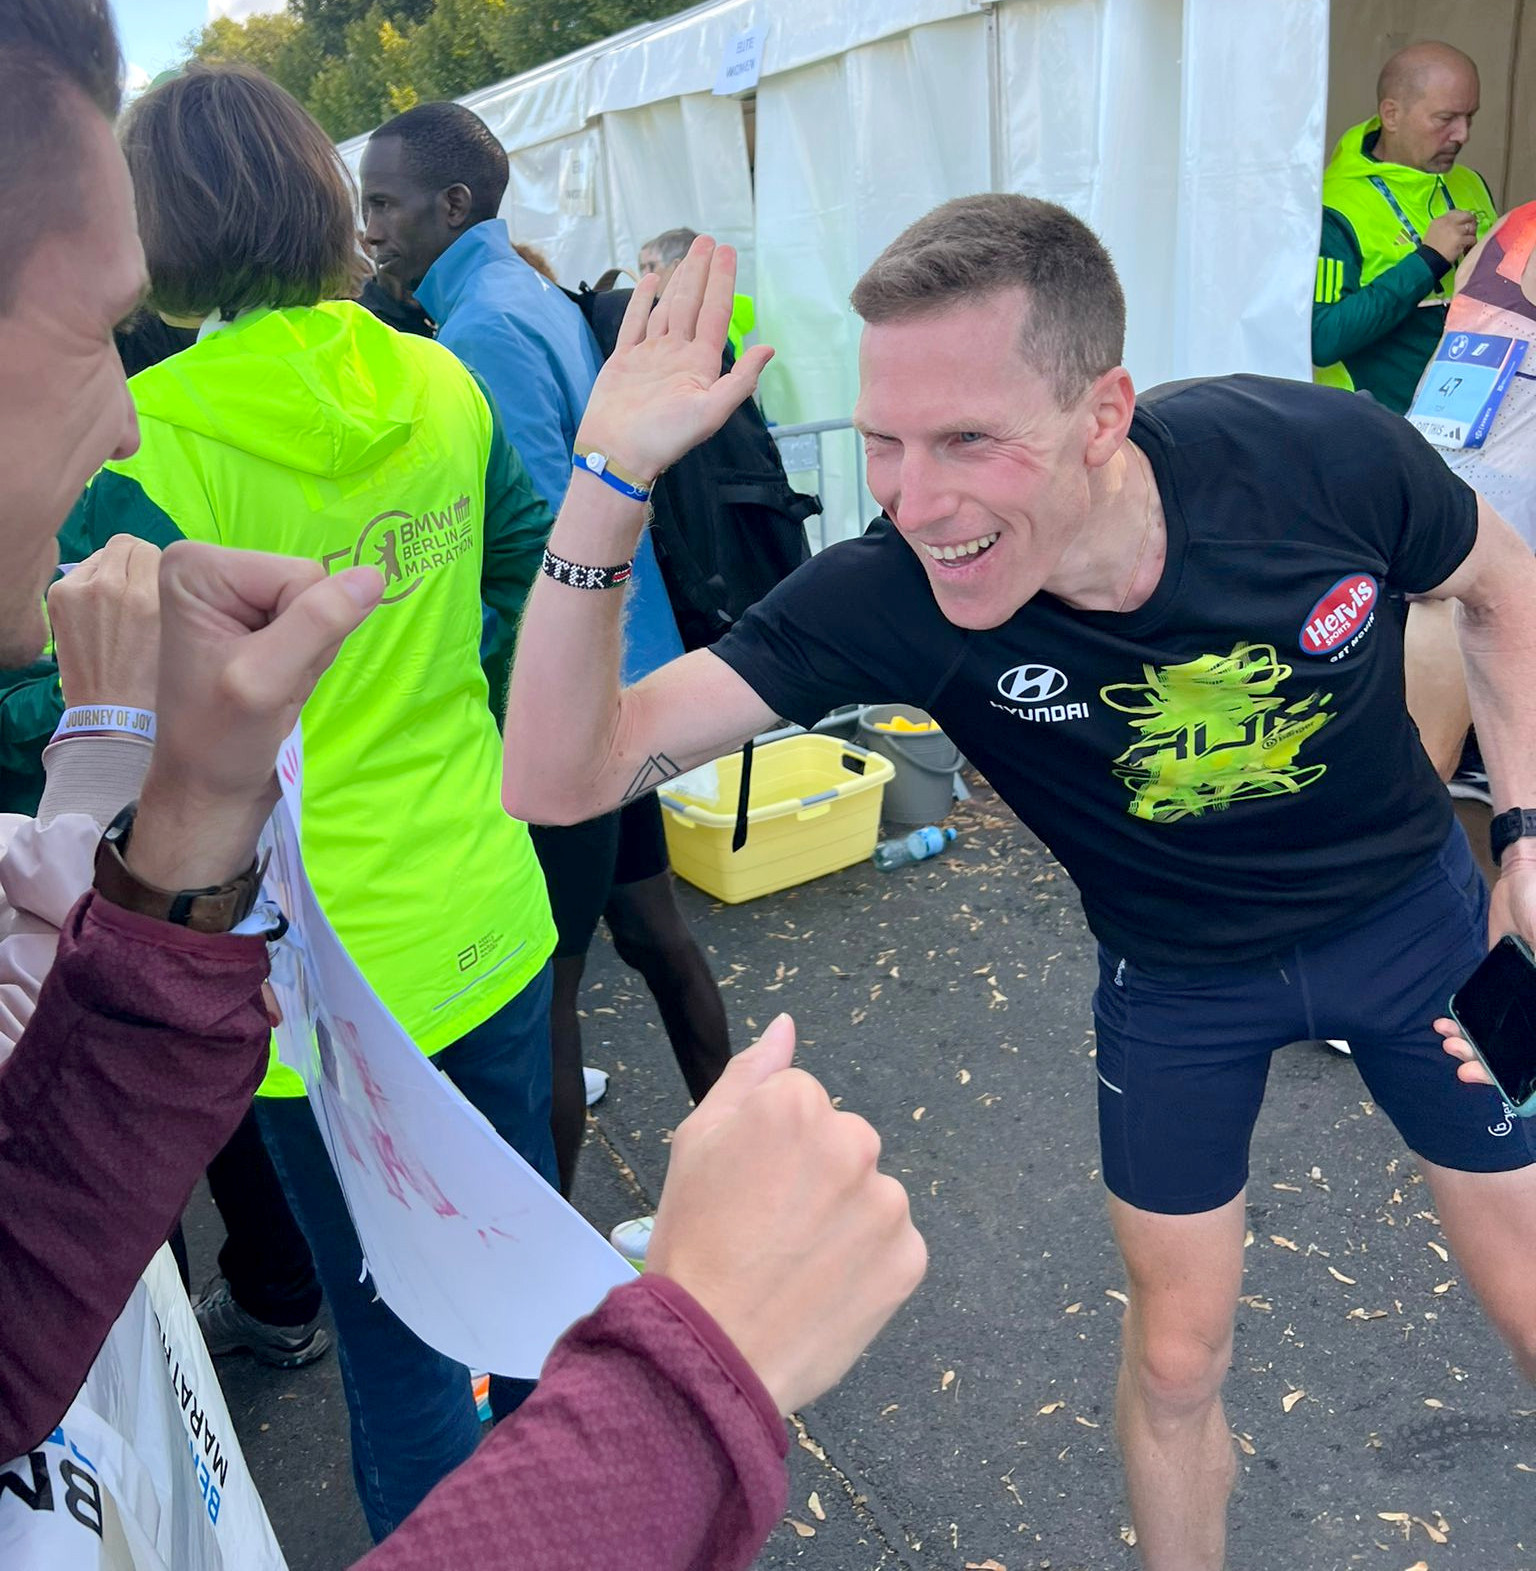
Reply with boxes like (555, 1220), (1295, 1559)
(1298, 573), (1378, 659)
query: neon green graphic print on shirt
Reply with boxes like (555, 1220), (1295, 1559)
(64, 303), (556, 1094)
(1102, 643), (1335, 824)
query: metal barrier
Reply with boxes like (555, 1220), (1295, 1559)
(770, 417), (877, 553)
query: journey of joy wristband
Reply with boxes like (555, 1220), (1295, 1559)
(52, 705), (156, 744)
(572, 448), (653, 502)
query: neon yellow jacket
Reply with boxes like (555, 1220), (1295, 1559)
(1314, 117), (1497, 412)
(65, 303), (556, 1094)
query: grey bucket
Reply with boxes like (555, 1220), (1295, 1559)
(857, 704), (961, 827)
(811, 704), (864, 743)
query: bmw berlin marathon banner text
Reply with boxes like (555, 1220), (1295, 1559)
(0, 1247), (286, 1571)
(262, 724), (633, 1379)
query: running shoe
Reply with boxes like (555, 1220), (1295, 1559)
(609, 1215), (654, 1268)
(584, 1066), (610, 1106)
(194, 1277), (331, 1369)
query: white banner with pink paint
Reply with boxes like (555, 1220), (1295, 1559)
(262, 727), (632, 1380)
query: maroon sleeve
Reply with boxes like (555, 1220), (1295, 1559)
(357, 1274), (790, 1571)
(0, 891), (269, 1457)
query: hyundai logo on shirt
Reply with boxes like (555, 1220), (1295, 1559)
(992, 663), (1090, 724)
(997, 663), (1069, 703)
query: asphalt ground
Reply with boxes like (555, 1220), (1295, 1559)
(184, 781), (1536, 1571)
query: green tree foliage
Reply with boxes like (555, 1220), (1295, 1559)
(294, 0), (435, 60)
(192, 12), (325, 106)
(187, 0), (681, 141)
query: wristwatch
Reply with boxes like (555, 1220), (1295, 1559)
(93, 801), (265, 933)
(1490, 807), (1536, 867)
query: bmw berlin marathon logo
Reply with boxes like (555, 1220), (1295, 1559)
(992, 663), (1090, 723)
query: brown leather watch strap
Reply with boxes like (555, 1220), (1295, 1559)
(92, 802), (264, 934)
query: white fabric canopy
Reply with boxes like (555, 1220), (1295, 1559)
(340, 0), (1331, 544)
(753, 12), (994, 544)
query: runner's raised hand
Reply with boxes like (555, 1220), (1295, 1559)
(574, 237), (774, 482)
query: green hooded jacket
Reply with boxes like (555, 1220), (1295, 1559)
(1313, 117), (1497, 413)
(62, 302), (557, 1095)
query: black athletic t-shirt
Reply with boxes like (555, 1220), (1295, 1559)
(713, 376), (1477, 968)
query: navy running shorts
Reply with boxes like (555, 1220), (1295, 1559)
(1093, 824), (1536, 1215)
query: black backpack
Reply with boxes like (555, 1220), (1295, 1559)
(565, 283), (820, 651)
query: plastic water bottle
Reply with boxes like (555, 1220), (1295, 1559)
(872, 825), (957, 871)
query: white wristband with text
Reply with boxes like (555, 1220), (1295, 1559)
(52, 705), (157, 745)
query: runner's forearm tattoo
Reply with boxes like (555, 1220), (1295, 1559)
(622, 753), (682, 801)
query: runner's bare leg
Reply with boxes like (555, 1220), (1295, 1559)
(1421, 1159), (1536, 1381)
(1109, 1190), (1246, 1571)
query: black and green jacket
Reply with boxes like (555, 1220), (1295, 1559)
(1313, 117), (1497, 414)
(0, 661), (61, 816)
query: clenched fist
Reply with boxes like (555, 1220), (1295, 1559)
(127, 542), (382, 893)
(48, 535), (162, 710)
(648, 1014), (927, 1415)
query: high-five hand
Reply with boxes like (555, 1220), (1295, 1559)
(574, 236), (774, 482)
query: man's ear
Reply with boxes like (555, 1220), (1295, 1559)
(1081, 366), (1136, 472)
(441, 183), (477, 234)
(1378, 98), (1401, 135)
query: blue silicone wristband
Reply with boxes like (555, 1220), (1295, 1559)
(572, 450), (652, 502)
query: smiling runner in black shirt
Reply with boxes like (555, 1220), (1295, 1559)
(501, 200), (1536, 1571)
(717, 376), (1472, 968)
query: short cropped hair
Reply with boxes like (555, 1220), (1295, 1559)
(851, 194), (1126, 406)
(120, 64), (357, 319)
(0, 0), (123, 313)
(643, 227), (699, 266)
(372, 102), (509, 223)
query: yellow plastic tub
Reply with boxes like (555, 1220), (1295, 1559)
(659, 735), (895, 904)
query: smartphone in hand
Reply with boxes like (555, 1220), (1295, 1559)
(1449, 935), (1536, 1116)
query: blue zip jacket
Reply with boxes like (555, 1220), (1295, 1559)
(418, 221), (684, 683)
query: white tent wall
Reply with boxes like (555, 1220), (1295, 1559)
(337, 0), (1330, 546)
(996, 0), (1101, 219)
(499, 128), (613, 284)
(754, 13), (994, 548)
(1050, 0), (1185, 384)
(599, 94), (756, 292)
(1174, 0), (1331, 382)
(996, 0), (1328, 388)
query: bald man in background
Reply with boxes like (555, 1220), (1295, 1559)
(1314, 40), (1497, 414)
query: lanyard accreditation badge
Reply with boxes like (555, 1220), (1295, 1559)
(1370, 174), (1460, 300)
(1368, 173), (1455, 247)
